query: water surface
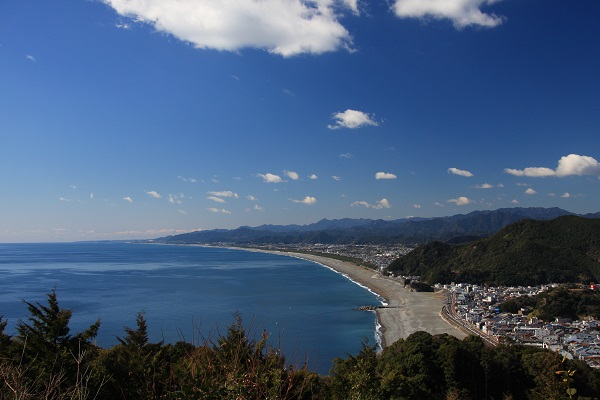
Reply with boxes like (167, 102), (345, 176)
(0, 242), (380, 374)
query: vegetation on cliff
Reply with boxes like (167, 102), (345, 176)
(2, 290), (600, 399)
(500, 286), (600, 321)
(386, 216), (600, 286)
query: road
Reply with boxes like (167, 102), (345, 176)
(441, 292), (499, 347)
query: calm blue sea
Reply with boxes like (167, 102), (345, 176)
(0, 242), (381, 374)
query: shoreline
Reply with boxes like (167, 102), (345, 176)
(233, 247), (468, 348)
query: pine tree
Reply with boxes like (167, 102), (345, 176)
(14, 289), (100, 393)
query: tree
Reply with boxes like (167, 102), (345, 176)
(13, 289), (101, 395)
(96, 312), (168, 399)
(328, 340), (380, 400)
(0, 316), (11, 358)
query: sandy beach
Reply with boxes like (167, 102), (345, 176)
(257, 250), (468, 347)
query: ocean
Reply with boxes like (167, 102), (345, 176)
(0, 242), (381, 374)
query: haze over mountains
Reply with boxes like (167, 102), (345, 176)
(157, 207), (600, 246)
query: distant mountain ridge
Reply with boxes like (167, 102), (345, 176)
(156, 207), (597, 245)
(386, 215), (600, 286)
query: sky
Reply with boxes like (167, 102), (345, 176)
(1, 0), (599, 242)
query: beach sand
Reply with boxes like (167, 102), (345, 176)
(260, 250), (468, 347)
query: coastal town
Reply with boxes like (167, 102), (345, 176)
(221, 242), (600, 370)
(232, 243), (415, 270)
(437, 281), (600, 370)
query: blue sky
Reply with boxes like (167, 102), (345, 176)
(1, 0), (599, 242)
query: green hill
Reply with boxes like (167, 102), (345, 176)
(386, 216), (600, 286)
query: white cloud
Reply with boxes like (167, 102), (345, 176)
(448, 167), (474, 177)
(207, 207), (231, 214)
(339, 153), (353, 158)
(555, 154), (600, 177)
(252, 204), (264, 211)
(178, 209), (188, 215)
(208, 190), (239, 198)
(375, 172), (397, 180)
(207, 196), (226, 203)
(309, 174), (318, 180)
(258, 173), (283, 183)
(472, 183), (493, 189)
(246, 195), (257, 201)
(511, 199), (519, 204)
(562, 192), (571, 198)
(178, 175), (198, 183)
(392, 0), (504, 28)
(115, 22), (131, 29)
(103, 0), (356, 57)
(342, 0), (359, 15)
(290, 196), (317, 205)
(447, 196), (471, 205)
(351, 198), (390, 209)
(328, 109), (378, 130)
(377, 198), (391, 209)
(90, 193), (94, 199)
(413, 204), (421, 208)
(331, 176), (342, 181)
(59, 197), (72, 202)
(146, 190), (162, 199)
(168, 194), (185, 204)
(25, 54), (36, 62)
(284, 170), (299, 180)
(525, 188), (537, 195)
(123, 196), (133, 203)
(504, 167), (555, 178)
(504, 154), (600, 178)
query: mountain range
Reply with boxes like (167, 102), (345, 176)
(156, 207), (600, 245)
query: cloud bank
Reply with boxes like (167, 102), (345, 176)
(103, 0), (357, 57)
(393, 0), (504, 28)
(504, 154), (600, 178)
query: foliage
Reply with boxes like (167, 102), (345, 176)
(328, 340), (380, 400)
(409, 281), (434, 292)
(386, 216), (600, 286)
(3, 290), (600, 399)
(499, 287), (600, 320)
(6, 289), (101, 397)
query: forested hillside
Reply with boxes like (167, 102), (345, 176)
(386, 216), (600, 286)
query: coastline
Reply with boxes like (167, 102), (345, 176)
(235, 248), (468, 348)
